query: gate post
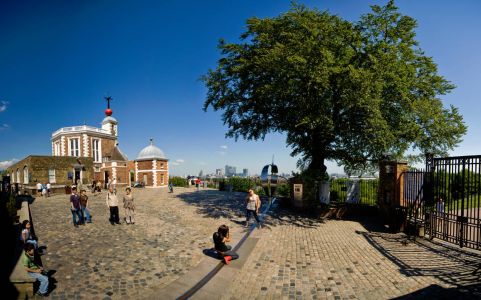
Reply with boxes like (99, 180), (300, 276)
(379, 159), (408, 232)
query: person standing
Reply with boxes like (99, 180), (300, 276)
(168, 182), (174, 193)
(70, 187), (83, 227)
(106, 186), (120, 225)
(123, 187), (135, 224)
(46, 182), (51, 197)
(36, 182), (42, 197)
(245, 189), (261, 228)
(79, 189), (92, 223)
(23, 243), (49, 297)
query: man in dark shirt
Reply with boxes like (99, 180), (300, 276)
(213, 225), (239, 264)
(70, 187), (83, 227)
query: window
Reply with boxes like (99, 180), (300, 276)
(69, 138), (80, 156)
(48, 169), (56, 183)
(92, 139), (100, 162)
(160, 163), (164, 169)
(161, 174), (164, 184)
(23, 166), (29, 184)
(16, 169), (20, 183)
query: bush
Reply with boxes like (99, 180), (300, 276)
(169, 176), (188, 187)
(276, 183), (290, 197)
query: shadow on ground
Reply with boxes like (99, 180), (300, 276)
(175, 190), (325, 229)
(356, 223), (481, 299)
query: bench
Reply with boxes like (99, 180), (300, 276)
(9, 199), (36, 298)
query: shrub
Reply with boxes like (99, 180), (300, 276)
(169, 176), (188, 187)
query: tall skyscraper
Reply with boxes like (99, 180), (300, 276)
(225, 165), (236, 177)
(242, 168), (248, 177)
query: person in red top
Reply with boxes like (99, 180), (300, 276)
(195, 178), (201, 191)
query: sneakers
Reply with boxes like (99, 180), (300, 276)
(36, 291), (48, 297)
(223, 255), (232, 265)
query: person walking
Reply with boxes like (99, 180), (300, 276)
(79, 189), (92, 223)
(36, 182), (42, 197)
(168, 182), (174, 193)
(245, 189), (261, 228)
(106, 186), (120, 225)
(70, 187), (83, 227)
(123, 187), (135, 224)
(213, 225), (239, 264)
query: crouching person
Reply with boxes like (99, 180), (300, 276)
(213, 225), (239, 264)
(23, 243), (49, 297)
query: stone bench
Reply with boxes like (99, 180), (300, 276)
(9, 199), (36, 298)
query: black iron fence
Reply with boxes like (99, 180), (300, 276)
(403, 155), (481, 250)
(330, 178), (378, 206)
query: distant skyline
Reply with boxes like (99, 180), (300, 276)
(1, 1), (481, 176)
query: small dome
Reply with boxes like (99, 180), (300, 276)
(102, 116), (118, 124)
(137, 139), (166, 160)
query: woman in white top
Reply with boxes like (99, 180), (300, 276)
(245, 189), (261, 228)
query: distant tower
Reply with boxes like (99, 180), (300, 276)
(101, 96), (118, 137)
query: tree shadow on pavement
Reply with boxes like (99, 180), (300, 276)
(176, 190), (325, 229)
(175, 190), (246, 221)
(357, 228), (481, 299)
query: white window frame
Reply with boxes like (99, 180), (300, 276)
(16, 169), (20, 183)
(53, 141), (60, 156)
(48, 169), (56, 183)
(92, 139), (101, 162)
(69, 138), (80, 157)
(23, 166), (29, 184)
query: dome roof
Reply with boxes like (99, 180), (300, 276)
(102, 116), (118, 124)
(136, 139), (166, 160)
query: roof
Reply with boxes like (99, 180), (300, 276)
(107, 145), (128, 161)
(102, 116), (118, 125)
(136, 139), (166, 160)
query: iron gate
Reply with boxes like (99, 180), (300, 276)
(404, 155), (481, 249)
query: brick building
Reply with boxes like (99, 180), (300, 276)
(6, 156), (94, 193)
(134, 139), (169, 187)
(5, 97), (169, 192)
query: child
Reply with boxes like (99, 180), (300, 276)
(21, 220), (38, 250)
(80, 190), (92, 223)
(23, 243), (49, 297)
(106, 187), (120, 225)
(213, 225), (239, 264)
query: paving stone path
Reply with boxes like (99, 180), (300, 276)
(30, 188), (247, 300)
(29, 188), (481, 300)
(221, 208), (481, 300)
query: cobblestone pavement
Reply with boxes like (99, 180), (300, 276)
(222, 208), (481, 300)
(30, 188), (247, 300)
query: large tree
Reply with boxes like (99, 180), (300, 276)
(202, 1), (466, 177)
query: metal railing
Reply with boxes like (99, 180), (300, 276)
(330, 178), (378, 206)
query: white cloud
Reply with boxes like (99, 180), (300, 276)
(0, 158), (18, 170)
(0, 124), (9, 130)
(171, 162), (179, 166)
(0, 101), (8, 112)
(176, 159), (185, 163)
(220, 145), (228, 150)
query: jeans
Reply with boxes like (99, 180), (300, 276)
(28, 272), (49, 294)
(246, 209), (260, 224)
(109, 206), (120, 224)
(71, 209), (83, 225)
(217, 246), (239, 260)
(81, 206), (92, 222)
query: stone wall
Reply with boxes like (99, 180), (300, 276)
(6, 156), (94, 188)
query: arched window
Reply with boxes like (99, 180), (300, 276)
(16, 169), (20, 183)
(23, 166), (29, 184)
(11, 172), (14, 183)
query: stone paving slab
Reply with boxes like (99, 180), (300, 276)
(29, 188), (248, 299)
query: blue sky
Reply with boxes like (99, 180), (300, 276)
(1, 0), (480, 176)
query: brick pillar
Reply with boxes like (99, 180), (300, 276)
(379, 160), (408, 232)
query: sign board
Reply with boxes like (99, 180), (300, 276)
(293, 184), (303, 202)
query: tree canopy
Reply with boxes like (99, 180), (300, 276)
(202, 1), (466, 177)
